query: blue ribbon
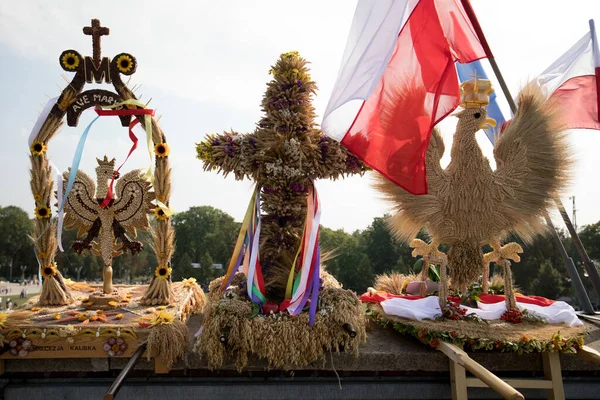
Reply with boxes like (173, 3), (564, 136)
(456, 60), (506, 145)
(59, 115), (100, 212)
(34, 115), (101, 283)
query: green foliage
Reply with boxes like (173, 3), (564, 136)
(579, 221), (600, 263)
(171, 206), (237, 286)
(361, 217), (413, 276)
(320, 227), (373, 292)
(0, 203), (595, 305)
(531, 260), (566, 300)
(412, 259), (440, 282)
(0, 206), (35, 280)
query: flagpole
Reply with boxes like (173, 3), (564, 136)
(589, 19), (600, 123)
(459, 0), (517, 113)
(460, 0), (599, 312)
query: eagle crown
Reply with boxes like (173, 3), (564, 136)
(95, 156), (116, 181)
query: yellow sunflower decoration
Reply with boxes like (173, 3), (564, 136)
(61, 52), (80, 70)
(154, 207), (169, 221)
(182, 277), (197, 289)
(30, 141), (48, 156)
(155, 265), (172, 280)
(150, 310), (175, 326)
(116, 54), (134, 74)
(34, 205), (51, 219)
(154, 143), (170, 158)
(41, 263), (58, 279)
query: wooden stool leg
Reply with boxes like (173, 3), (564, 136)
(482, 262), (490, 294)
(439, 263), (449, 310)
(542, 351), (565, 400)
(420, 257), (430, 297)
(449, 358), (468, 400)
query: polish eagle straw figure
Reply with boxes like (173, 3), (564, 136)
(61, 156), (155, 294)
(374, 77), (571, 310)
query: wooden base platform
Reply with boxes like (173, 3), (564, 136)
(0, 280), (205, 374)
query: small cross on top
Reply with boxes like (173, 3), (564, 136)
(83, 19), (109, 66)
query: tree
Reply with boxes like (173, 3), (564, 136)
(173, 252), (194, 281)
(579, 221), (600, 263)
(0, 206), (35, 281)
(171, 206), (238, 277)
(320, 227), (374, 292)
(362, 216), (413, 276)
(531, 260), (565, 299)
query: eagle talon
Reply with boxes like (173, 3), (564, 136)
(125, 241), (143, 255)
(72, 241), (92, 255)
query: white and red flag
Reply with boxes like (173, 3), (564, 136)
(536, 20), (600, 131)
(322, 0), (487, 194)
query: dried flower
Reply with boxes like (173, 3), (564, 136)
(61, 52), (80, 70)
(41, 264), (57, 279)
(154, 143), (170, 158)
(155, 265), (172, 280)
(116, 54), (134, 74)
(34, 205), (51, 219)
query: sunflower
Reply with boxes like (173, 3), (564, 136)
(30, 141), (48, 156)
(61, 52), (80, 70)
(116, 54), (134, 74)
(154, 207), (169, 221)
(34, 205), (51, 219)
(41, 264), (57, 279)
(150, 311), (174, 326)
(33, 194), (42, 201)
(154, 143), (170, 158)
(154, 265), (172, 280)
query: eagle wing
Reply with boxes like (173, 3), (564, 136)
(112, 169), (155, 237)
(62, 169), (99, 238)
(492, 83), (571, 243)
(373, 128), (448, 243)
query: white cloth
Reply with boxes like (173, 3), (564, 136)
(381, 297), (583, 327)
(381, 295), (441, 321)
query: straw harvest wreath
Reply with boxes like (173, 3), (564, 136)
(29, 19), (176, 306)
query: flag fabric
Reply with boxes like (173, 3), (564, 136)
(456, 60), (506, 144)
(359, 291), (582, 327)
(322, 0), (487, 195)
(535, 19), (600, 131)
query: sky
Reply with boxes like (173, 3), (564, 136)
(1, 0), (600, 234)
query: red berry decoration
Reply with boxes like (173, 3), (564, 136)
(262, 302), (279, 315)
(501, 308), (523, 324)
(442, 299), (467, 320)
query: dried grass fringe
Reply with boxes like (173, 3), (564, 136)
(30, 112), (72, 305)
(140, 277), (173, 306)
(38, 274), (71, 306)
(116, 85), (175, 305)
(145, 319), (188, 369)
(196, 273), (367, 371)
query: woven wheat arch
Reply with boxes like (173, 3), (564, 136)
(30, 19), (174, 306)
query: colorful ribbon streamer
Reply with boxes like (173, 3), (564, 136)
(280, 186), (322, 325)
(219, 186), (267, 304)
(220, 186), (258, 291)
(94, 101), (155, 207)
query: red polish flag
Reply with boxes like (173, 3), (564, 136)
(536, 20), (600, 131)
(322, 0), (487, 195)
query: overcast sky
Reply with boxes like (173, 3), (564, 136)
(1, 0), (599, 233)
